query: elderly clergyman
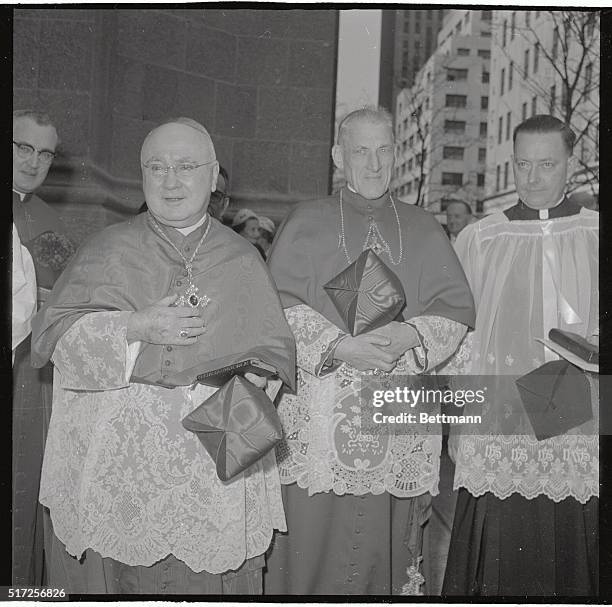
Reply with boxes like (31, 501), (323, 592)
(265, 107), (475, 595)
(31, 118), (295, 594)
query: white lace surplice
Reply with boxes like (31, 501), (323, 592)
(445, 210), (599, 504)
(276, 305), (466, 497)
(40, 311), (286, 574)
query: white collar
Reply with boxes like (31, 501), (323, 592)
(12, 189), (26, 201)
(535, 194), (565, 220)
(175, 213), (208, 236)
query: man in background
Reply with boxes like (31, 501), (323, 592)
(445, 200), (473, 244)
(208, 165), (230, 222)
(12, 109), (75, 585)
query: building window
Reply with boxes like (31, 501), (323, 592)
(506, 112), (512, 141)
(481, 10), (492, 21)
(509, 62), (513, 90)
(456, 22), (462, 34)
(511, 12), (516, 40)
(550, 84), (556, 114)
(447, 68), (469, 81)
(481, 96), (489, 110)
(482, 69), (490, 83)
(478, 49), (491, 59)
(481, 30), (492, 37)
(406, 181), (412, 194)
(404, 20), (410, 34)
(502, 19), (507, 47)
(408, 157), (413, 171)
(403, 118), (409, 131)
(457, 48), (470, 56)
(496, 165), (501, 191)
(524, 49), (529, 78)
(500, 68), (505, 95)
(525, 11), (530, 28)
(446, 94), (467, 108)
(536, 10), (540, 19)
(498, 116), (503, 144)
(522, 102), (528, 122)
(477, 173), (485, 187)
(445, 120), (467, 134)
(480, 121), (487, 137)
(585, 62), (593, 98)
(443, 146), (465, 160)
(532, 95), (537, 116)
(464, 12), (470, 25)
(552, 26), (559, 61)
(425, 97), (430, 110)
(478, 147), (486, 162)
(408, 135), (414, 147)
(442, 172), (463, 186)
(503, 161), (509, 188)
(534, 42), (539, 73)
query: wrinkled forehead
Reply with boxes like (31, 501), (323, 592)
(513, 130), (568, 157)
(342, 118), (394, 148)
(141, 122), (215, 161)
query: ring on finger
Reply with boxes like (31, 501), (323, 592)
(179, 329), (189, 338)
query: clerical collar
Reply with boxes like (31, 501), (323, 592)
(504, 195), (581, 221)
(12, 189), (26, 202)
(176, 213), (208, 236)
(342, 185), (391, 214)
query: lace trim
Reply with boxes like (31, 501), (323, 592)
(277, 309), (468, 497)
(453, 433), (599, 504)
(42, 312), (285, 573)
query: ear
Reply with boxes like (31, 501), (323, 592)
(332, 144), (344, 170)
(210, 161), (220, 192)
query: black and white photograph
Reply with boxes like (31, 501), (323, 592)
(10, 5), (602, 600)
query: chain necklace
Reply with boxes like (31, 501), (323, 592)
(149, 213), (212, 308)
(339, 189), (404, 265)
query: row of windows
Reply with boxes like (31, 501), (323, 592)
(443, 120), (488, 137)
(442, 146), (487, 162)
(441, 172), (486, 186)
(495, 162), (511, 192)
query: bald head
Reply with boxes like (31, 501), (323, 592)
(141, 118), (219, 228)
(141, 118), (216, 164)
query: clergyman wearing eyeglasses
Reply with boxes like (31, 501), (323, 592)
(12, 109), (76, 587)
(30, 117), (295, 594)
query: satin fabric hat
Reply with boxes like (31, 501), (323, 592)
(182, 376), (283, 481)
(324, 249), (406, 336)
(515, 360), (593, 441)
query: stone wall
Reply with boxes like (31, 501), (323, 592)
(14, 8), (338, 242)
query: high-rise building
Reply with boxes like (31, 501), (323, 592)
(483, 10), (599, 212)
(391, 10), (492, 219)
(379, 9), (447, 112)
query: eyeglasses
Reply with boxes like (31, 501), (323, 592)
(142, 159), (216, 179)
(13, 140), (56, 165)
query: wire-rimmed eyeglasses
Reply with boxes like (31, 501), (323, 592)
(142, 159), (217, 179)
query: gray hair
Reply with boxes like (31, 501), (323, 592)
(13, 109), (56, 129)
(337, 106), (393, 146)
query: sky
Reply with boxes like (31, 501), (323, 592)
(335, 10), (382, 118)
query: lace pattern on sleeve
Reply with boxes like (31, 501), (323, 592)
(52, 311), (133, 391)
(404, 315), (467, 373)
(284, 304), (345, 377)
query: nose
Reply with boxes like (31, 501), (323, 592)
(162, 167), (180, 188)
(27, 152), (41, 168)
(367, 150), (381, 171)
(527, 164), (540, 184)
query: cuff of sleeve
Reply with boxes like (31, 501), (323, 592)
(315, 333), (346, 377)
(406, 321), (428, 373)
(125, 338), (142, 383)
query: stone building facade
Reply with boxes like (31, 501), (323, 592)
(14, 8), (338, 242)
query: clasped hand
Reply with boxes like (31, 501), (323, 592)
(334, 321), (420, 373)
(127, 294), (206, 345)
(127, 295), (270, 390)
